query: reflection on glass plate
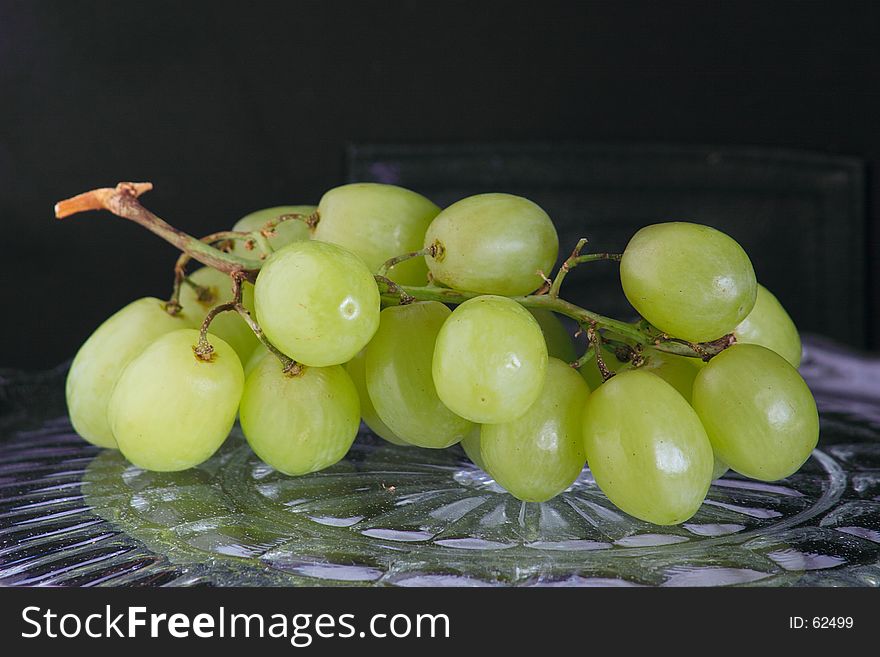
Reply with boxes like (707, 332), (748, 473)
(1, 337), (879, 587)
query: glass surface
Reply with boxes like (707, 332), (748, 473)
(1, 336), (878, 587)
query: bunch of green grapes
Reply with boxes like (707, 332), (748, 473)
(62, 181), (817, 526)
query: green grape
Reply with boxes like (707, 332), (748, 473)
(529, 308), (576, 362)
(344, 349), (408, 446)
(312, 183), (440, 285)
(433, 295), (548, 424)
(712, 455), (730, 480)
(230, 205), (315, 261)
(179, 266), (259, 362)
(424, 193), (559, 296)
(692, 343), (819, 481)
(620, 222), (757, 342)
(254, 240), (381, 366)
(641, 349), (703, 403)
(108, 329), (244, 471)
(582, 370), (714, 525)
(244, 343), (269, 378)
(734, 284), (802, 367)
(66, 297), (197, 449)
(240, 357), (360, 476)
(481, 358), (589, 502)
(366, 302), (474, 448)
(459, 425), (486, 470)
(580, 345), (629, 391)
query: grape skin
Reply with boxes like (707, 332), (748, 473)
(244, 343), (270, 377)
(313, 183), (439, 286)
(734, 284), (802, 367)
(711, 456), (730, 480)
(66, 297), (197, 449)
(692, 343), (819, 481)
(366, 302), (474, 448)
(582, 370), (714, 525)
(529, 309), (577, 362)
(108, 329), (244, 472)
(432, 295), (548, 424)
(424, 193), (559, 296)
(459, 425), (486, 470)
(620, 222), (757, 342)
(240, 357), (361, 476)
(641, 349), (703, 403)
(344, 349), (408, 446)
(254, 240), (380, 367)
(481, 358), (589, 502)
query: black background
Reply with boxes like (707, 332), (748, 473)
(1, 0), (879, 368)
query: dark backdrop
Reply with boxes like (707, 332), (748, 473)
(1, 0), (879, 369)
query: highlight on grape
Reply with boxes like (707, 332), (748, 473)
(55, 180), (817, 526)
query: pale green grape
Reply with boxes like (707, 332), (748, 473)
(66, 297), (197, 449)
(641, 349), (703, 403)
(712, 455), (730, 480)
(366, 302), (473, 448)
(582, 370), (714, 525)
(244, 343), (270, 378)
(433, 296), (548, 424)
(459, 426), (486, 470)
(312, 183), (439, 285)
(240, 357), (360, 475)
(344, 349), (408, 446)
(231, 205), (315, 261)
(529, 308), (576, 362)
(108, 329), (244, 471)
(734, 284), (802, 367)
(481, 358), (589, 502)
(179, 266), (259, 362)
(254, 240), (380, 366)
(424, 193), (559, 296)
(620, 222), (757, 342)
(692, 343), (819, 481)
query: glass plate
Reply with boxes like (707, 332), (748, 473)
(1, 336), (879, 587)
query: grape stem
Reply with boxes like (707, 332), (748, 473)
(376, 282), (728, 359)
(547, 238), (622, 299)
(265, 211), (320, 232)
(586, 324), (615, 381)
(192, 272), (303, 376)
(54, 182), (734, 364)
(571, 345), (595, 370)
(55, 182), (259, 275)
(376, 245), (437, 278)
(166, 231), (255, 314)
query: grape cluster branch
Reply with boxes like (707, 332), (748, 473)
(54, 182), (734, 372)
